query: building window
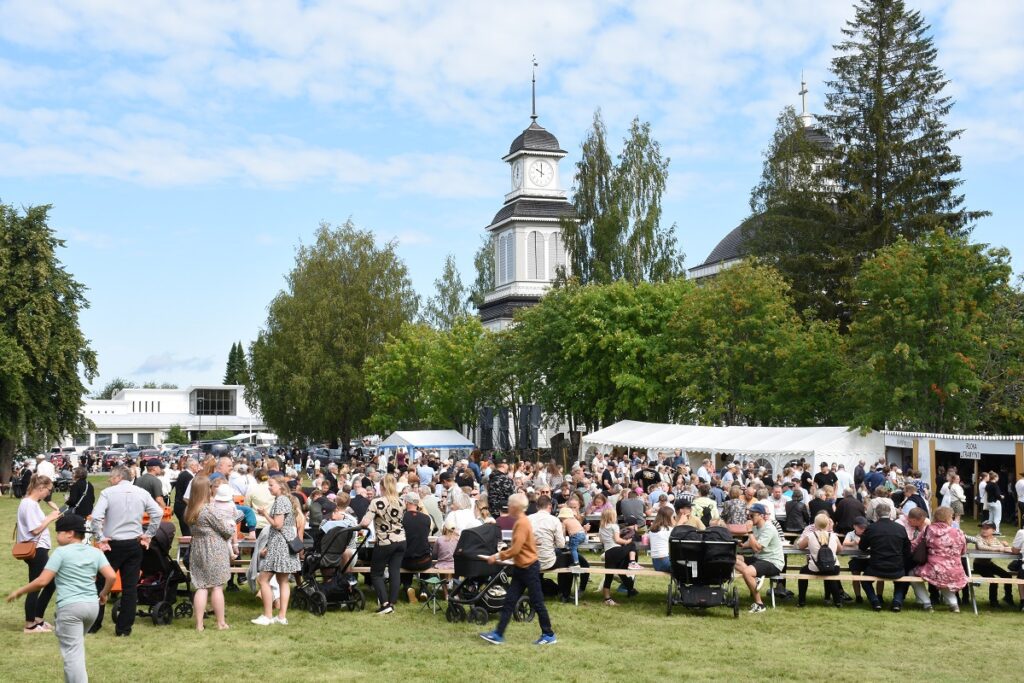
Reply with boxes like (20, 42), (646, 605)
(95, 433), (112, 447)
(548, 233), (565, 280)
(504, 232), (515, 283)
(137, 433), (154, 446)
(192, 389), (236, 416)
(497, 233), (507, 285)
(117, 433), (134, 444)
(526, 231), (544, 279)
(157, 401), (161, 412)
(73, 434), (89, 447)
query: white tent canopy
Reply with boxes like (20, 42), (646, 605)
(581, 420), (883, 474)
(226, 432), (278, 443)
(377, 430), (476, 453)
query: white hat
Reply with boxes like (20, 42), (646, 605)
(214, 484), (234, 503)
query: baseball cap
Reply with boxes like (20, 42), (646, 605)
(145, 458), (163, 469)
(214, 484), (234, 502)
(980, 520), (996, 528)
(56, 513), (87, 534)
(319, 500), (338, 516)
(853, 516), (868, 527)
(623, 514), (641, 526)
(404, 491), (421, 505)
(748, 503), (768, 516)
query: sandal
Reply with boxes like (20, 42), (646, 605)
(604, 598), (618, 606)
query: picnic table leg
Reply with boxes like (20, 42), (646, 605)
(966, 560), (978, 615)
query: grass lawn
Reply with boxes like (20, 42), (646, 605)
(2, 476), (1023, 682)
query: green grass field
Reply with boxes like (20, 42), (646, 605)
(2, 477), (1023, 683)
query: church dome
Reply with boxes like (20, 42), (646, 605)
(509, 122), (565, 155)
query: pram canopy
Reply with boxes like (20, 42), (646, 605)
(453, 524), (502, 578)
(669, 525), (737, 585)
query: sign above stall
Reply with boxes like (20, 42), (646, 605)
(960, 442), (981, 461)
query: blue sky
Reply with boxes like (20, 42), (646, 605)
(1, 0), (1022, 391)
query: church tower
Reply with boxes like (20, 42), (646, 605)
(478, 65), (576, 331)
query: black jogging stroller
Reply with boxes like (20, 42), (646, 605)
(666, 525), (740, 618)
(293, 524), (369, 615)
(444, 524), (534, 626)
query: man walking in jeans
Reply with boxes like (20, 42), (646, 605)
(479, 493), (556, 645)
(89, 466), (162, 636)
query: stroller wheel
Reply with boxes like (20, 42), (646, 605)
(445, 603), (466, 623)
(513, 596), (534, 623)
(732, 587), (740, 619)
(151, 601), (173, 626)
(174, 602), (193, 619)
(349, 590), (366, 612)
(468, 606), (489, 625)
(667, 579), (675, 616)
(309, 591), (328, 616)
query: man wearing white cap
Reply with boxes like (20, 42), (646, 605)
(35, 454), (56, 481)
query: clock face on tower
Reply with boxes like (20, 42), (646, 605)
(529, 160), (553, 187)
(511, 161), (522, 189)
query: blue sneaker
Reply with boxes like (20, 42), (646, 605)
(533, 633), (557, 646)
(479, 630), (504, 645)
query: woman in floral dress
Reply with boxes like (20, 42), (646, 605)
(251, 476), (304, 626)
(184, 474), (236, 630)
(910, 506), (968, 612)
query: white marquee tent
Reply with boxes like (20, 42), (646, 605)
(377, 430), (476, 460)
(580, 420), (883, 475)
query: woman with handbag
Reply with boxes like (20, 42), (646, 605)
(910, 506), (968, 612)
(251, 475), (303, 626)
(15, 474), (62, 633)
(65, 468), (94, 518)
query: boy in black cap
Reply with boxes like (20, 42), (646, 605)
(970, 520), (1017, 608)
(7, 514), (116, 682)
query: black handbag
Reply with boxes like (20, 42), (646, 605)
(287, 534), (304, 554)
(910, 527), (929, 566)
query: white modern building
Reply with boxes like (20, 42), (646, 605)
(478, 73), (576, 331)
(64, 384), (265, 448)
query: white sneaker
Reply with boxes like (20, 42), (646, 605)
(250, 615), (274, 626)
(272, 617), (288, 625)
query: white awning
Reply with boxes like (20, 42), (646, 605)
(377, 430), (476, 451)
(581, 420), (883, 465)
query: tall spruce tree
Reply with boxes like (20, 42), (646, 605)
(468, 234), (495, 309)
(223, 341), (248, 385)
(821, 0), (987, 251)
(560, 110), (683, 285)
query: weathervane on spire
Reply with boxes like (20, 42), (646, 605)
(531, 55), (538, 122)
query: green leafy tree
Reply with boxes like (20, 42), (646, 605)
(822, 0), (987, 252)
(223, 341), (248, 385)
(970, 282), (1024, 434)
(0, 203), (97, 482)
(468, 234), (495, 308)
(422, 254), (468, 331)
(96, 377), (135, 399)
(560, 110), (683, 285)
(142, 381), (178, 389)
(664, 262), (845, 426)
(744, 106), (851, 323)
(164, 424), (190, 444)
(847, 231), (1010, 432)
(247, 220), (419, 445)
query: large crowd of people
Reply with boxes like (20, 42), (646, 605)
(8, 447), (1024, 678)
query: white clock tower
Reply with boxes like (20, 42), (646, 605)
(478, 69), (576, 331)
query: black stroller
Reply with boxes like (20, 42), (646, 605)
(666, 525), (740, 618)
(293, 524), (369, 615)
(445, 524), (534, 626)
(112, 521), (191, 625)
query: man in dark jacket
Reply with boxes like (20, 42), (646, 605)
(834, 488), (866, 536)
(173, 458), (199, 536)
(487, 455), (515, 515)
(858, 501), (911, 612)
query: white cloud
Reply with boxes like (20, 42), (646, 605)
(135, 352), (214, 374)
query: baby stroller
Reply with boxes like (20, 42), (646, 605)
(445, 524), (534, 626)
(666, 525), (740, 618)
(112, 521), (191, 625)
(293, 524), (369, 615)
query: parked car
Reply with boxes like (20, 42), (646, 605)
(102, 450), (124, 470)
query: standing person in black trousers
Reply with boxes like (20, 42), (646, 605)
(360, 474), (406, 615)
(174, 458), (199, 536)
(89, 466), (162, 636)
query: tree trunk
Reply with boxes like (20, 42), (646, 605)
(0, 436), (15, 485)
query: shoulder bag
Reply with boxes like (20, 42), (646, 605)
(910, 526), (930, 566)
(11, 524), (39, 561)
